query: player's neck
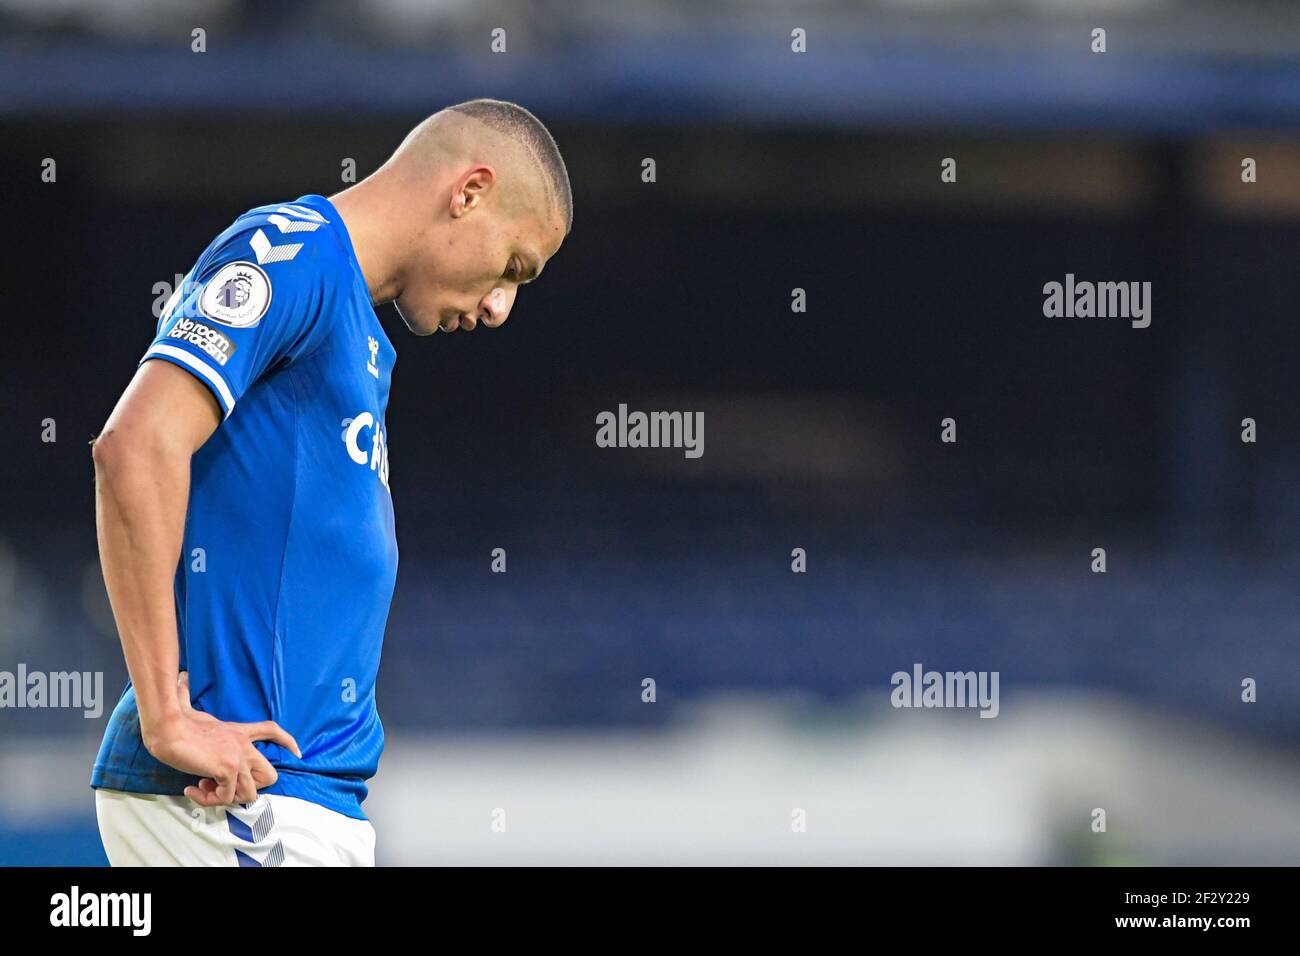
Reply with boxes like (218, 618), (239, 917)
(329, 180), (407, 308)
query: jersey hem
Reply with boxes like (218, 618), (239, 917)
(89, 767), (368, 821)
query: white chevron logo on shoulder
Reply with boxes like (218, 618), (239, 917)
(277, 204), (327, 223)
(268, 213), (323, 234)
(249, 228), (303, 264)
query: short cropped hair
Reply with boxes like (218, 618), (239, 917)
(447, 98), (572, 234)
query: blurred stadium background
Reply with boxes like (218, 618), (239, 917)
(3, 0), (1300, 864)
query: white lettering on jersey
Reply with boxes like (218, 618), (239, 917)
(366, 336), (379, 379)
(167, 317), (236, 365)
(342, 412), (390, 490)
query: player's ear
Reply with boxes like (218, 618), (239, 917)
(451, 165), (496, 217)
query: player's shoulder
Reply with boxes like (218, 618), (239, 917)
(208, 196), (346, 271)
(176, 196), (350, 332)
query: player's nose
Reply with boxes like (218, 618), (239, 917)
(478, 287), (512, 329)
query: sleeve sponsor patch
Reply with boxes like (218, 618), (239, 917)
(167, 317), (238, 366)
(199, 261), (272, 328)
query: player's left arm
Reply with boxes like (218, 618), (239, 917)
(92, 359), (218, 740)
(93, 359), (302, 805)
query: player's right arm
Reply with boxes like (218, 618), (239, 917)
(92, 359), (301, 806)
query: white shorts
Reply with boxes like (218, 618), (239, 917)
(95, 788), (376, 867)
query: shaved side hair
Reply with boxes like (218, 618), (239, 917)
(445, 98), (573, 235)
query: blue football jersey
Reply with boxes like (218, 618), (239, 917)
(91, 195), (399, 820)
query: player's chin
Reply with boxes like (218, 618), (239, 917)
(394, 302), (441, 337)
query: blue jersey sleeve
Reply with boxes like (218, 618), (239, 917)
(142, 203), (340, 419)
